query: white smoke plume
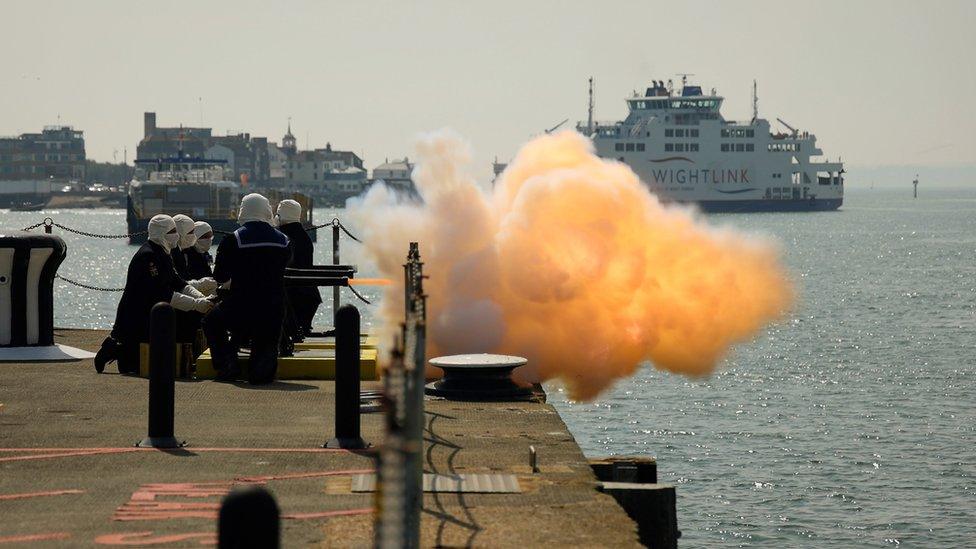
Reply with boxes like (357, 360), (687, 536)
(349, 130), (794, 400)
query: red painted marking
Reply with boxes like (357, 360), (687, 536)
(0, 489), (84, 501)
(94, 531), (215, 546)
(0, 532), (71, 544)
(282, 508), (372, 520)
(113, 471), (373, 522)
(0, 449), (141, 463)
(0, 446), (367, 463)
(0, 447), (363, 453)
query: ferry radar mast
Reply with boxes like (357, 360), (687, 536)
(587, 77), (594, 135)
(913, 174), (919, 198)
(752, 79), (759, 124)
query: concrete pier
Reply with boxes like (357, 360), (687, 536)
(0, 329), (642, 546)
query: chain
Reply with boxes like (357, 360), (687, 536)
(307, 218), (362, 242)
(21, 220), (47, 231)
(21, 217), (146, 239)
(55, 274), (124, 292)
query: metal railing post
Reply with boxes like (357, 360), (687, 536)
(332, 222), (340, 324)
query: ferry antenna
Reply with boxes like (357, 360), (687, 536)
(587, 77), (594, 135)
(752, 79), (759, 123)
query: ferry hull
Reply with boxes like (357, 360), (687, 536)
(125, 199), (319, 244)
(695, 198), (842, 213)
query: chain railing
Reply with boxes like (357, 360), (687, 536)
(22, 217), (146, 239)
(374, 242), (427, 548)
(55, 274), (125, 292)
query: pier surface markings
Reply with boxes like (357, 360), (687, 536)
(1, 329), (642, 546)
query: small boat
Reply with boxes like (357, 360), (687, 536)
(9, 200), (48, 212)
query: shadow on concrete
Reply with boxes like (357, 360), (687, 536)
(225, 380), (318, 392)
(424, 409), (482, 548)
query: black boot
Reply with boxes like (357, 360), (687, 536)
(212, 347), (241, 382)
(93, 337), (118, 374)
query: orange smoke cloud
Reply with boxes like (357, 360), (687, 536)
(350, 130), (794, 400)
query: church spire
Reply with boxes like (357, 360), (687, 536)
(282, 117), (297, 154)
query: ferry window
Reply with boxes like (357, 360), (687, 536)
(626, 143), (635, 151)
(615, 143), (624, 151)
(746, 130), (755, 138)
(736, 143), (745, 152)
(690, 143), (699, 152)
(665, 129), (674, 137)
(675, 129), (685, 137)
(746, 144), (754, 152)
(636, 143), (645, 151)
(690, 129), (699, 137)
(675, 144), (685, 152)
(665, 143), (674, 152)
(721, 144), (730, 152)
(721, 129), (730, 138)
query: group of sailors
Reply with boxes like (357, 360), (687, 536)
(93, 193), (321, 384)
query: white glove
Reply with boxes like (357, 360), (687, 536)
(170, 291), (198, 312)
(189, 277), (218, 296)
(191, 297), (214, 314)
(182, 284), (205, 299)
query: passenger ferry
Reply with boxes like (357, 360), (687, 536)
(126, 156), (314, 244)
(578, 77), (844, 212)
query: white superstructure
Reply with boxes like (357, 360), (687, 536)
(577, 77), (844, 212)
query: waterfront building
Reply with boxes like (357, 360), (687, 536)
(137, 112), (270, 184)
(276, 121), (369, 205)
(372, 157), (415, 194)
(0, 125), (86, 182)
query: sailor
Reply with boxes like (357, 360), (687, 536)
(172, 214), (218, 296)
(171, 214), (195, 281)
(93, 215), (214, 374)
(202, 193), (291, 384)
(275, 199), (321, 339)
(185, 221), (214, 280)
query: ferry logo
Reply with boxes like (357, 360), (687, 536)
(648, 167), (750, 185)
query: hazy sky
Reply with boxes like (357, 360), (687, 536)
(2, 1), (973, 179)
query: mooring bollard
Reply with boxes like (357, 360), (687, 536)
(325, 304), (367, 449)
(137, 302), (183, 448)
(218, 486), (280, 549)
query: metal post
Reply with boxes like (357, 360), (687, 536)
(332, 222), (340, 324)
(374, 339), (408, 549)
(401, 242), (425, 548)
(138, 302), (183, 448)
(219, 486), (280, 549)
(325, 304), (367, 449)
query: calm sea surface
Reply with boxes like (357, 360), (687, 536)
(3, 184), (974, 547)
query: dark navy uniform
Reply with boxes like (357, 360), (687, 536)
(278, 222), (321, 338)
(203, 221), (290, 384)
(171, 247), (190, 281)
(184, 247), (213, 280)
(105, 241), (187, 373)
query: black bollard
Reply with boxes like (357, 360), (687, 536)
(218, 486), (280, 549)
(137, 302), (183, 448)
(324, 304), (367, 449)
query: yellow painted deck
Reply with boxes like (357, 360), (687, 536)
(194, 347), (378, 380)
(295, 335), (379, 350)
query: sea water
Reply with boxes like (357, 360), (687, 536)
(3, 184), (973, 547)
